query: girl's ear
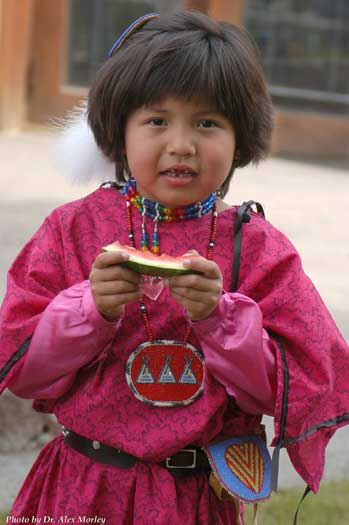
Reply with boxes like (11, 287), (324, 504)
(218, 164), (236, 198)
(233, 150), (240, 167)
(122, 156), (132, 180)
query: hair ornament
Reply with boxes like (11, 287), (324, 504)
(108, 13), (160, 57)
(52, 101), (114, 184)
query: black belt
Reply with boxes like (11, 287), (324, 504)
(63, 429), (211, 478)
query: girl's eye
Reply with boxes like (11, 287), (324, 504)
(197, 119), (218, 128)
(148, 118), (167, 127)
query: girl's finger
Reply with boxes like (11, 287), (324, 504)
(170, 292), (208, 320)
(91, 266), (141, 284)
(170, 291), (197, 309)
(97, 291), (141, 308)
(93, 251), (130, 269)
(170, 286), (220, 303)
(169, 273), (220, 292)
(182, 257), (222, 279)
(92, 280), (140, 296)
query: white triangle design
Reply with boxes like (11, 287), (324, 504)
(158, 356), (176, 384)
(179, 358), (197, 384)
(137, 357), (155, 384)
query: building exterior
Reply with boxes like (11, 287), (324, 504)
(0, 0), (348, 158)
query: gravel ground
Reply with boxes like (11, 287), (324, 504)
(0, 451), (38, 509)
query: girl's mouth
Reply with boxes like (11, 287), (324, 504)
(160, 168), (197, 186)
(162, 170), (193, 177)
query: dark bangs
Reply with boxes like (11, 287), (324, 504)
(88, 11), (273, 186)
(131, 40), (221, 113)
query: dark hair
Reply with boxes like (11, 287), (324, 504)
(88, 10), (273, 196)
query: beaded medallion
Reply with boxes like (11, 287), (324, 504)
(126, 340), (205, 407)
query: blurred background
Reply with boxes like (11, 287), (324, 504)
(0, 0), (348, 515)
(1, 0), (348, 157)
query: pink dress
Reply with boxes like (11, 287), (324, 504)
(0, 186), (348, 523)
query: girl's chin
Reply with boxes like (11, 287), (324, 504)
(149, 196), (203, 208)
(142, 188), (211, 208)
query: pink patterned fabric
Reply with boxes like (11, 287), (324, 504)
(193, 293), (276, 415)
(8, 281), (120, 399)
(0, 186), (348, 522)
(9, 283), (276, 415)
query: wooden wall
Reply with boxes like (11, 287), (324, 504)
(274, 111), (349, 159)
(0, 0), (34, 130)
(28, 0), (85, 123)
(184, 0), (243, 22)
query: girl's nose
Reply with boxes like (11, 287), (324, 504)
(166, 130), (196, 157)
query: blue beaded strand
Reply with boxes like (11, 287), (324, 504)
(122, 179), (216, 221)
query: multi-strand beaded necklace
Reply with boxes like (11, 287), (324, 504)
(122, 179), (217, 253)
(122, 179), (218, 407)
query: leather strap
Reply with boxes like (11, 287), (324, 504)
(64, 429), (137, 468)
(293, 485), (312, 525)
(232, 201), (265, 292)
(64, 430), (210, 477)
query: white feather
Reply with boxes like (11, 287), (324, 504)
(52, 101), (115, 185)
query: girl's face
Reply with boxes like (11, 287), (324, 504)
(124, 97), (236, 207)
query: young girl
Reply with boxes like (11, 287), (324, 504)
(0, 10), (348, 525)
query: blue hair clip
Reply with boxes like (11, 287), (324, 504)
(108, 12), (160, 57)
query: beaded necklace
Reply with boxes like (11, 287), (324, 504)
(124, 185), (218, 407)
(123, 179), (216, 253)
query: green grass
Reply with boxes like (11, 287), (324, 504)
(245, 480), (349, 524)
(1, 481), (349, 524)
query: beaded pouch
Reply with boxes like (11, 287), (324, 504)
(205, 435), (271, 504)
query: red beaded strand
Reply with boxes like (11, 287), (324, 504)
(126, 199), (218, 344)
(127, 199), (154, 341)
(139, 301), (154, 341)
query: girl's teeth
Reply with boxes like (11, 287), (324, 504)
(163, 170), (193, 177)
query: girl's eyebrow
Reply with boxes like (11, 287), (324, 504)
(193, 110), (230, 122)
(143, 105), (222, 116)
(143, 105), (169, 113)
(192, 111), (221, 116)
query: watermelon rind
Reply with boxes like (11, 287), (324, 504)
(103, 243), (201, 277)
(122, 260), (195, 277)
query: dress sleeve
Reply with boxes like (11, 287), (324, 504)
(234, 215), (349, 492)
(8, 280), (121, 399)
(192, 292), (277, 415)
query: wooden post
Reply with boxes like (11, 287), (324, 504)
(183, 0), (210, 12)
(208, 0), (244, 24)
(0, 0), (34, 130)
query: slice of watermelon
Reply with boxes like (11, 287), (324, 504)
(102, 242), (202, 277)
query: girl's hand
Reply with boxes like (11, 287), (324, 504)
(168, 250), (223, 321)
(90, 251), (141, 320)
